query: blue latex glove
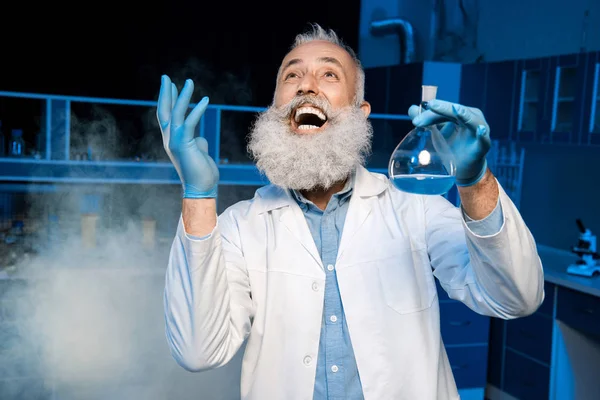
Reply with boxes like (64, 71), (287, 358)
(408, 100), (491, 187)
(157, 75), (219, 198)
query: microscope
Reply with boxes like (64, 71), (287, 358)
(566, 219), (600, 277)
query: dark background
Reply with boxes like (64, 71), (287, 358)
(1, 1), (361, 106)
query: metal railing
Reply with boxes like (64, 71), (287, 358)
(0, 90), (410, 185)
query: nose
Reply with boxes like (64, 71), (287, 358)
(296, 74), (318, 96)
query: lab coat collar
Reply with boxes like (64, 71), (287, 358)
(255, 165), (388, 214)
(255, 165), (388, 269)
(354, 164), (388, 197)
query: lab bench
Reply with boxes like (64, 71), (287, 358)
(487, 245), (600, 400)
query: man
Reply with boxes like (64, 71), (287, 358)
(159, 24), (544, 400)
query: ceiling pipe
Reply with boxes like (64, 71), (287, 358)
(369, 18), (417, 65)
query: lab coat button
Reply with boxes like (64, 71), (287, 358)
(303, 356), (312, 365)
(331, 365), (339, 373)
(312, 282), (319, 291)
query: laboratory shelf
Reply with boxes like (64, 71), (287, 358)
(0, 158), (268, 185)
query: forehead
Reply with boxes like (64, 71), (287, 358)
(280, 40), (355, 73)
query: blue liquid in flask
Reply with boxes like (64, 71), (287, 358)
(391, 174), (456, 195)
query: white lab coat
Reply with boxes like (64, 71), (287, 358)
(163, 165), (544, 400)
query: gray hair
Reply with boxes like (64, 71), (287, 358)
(276, 23), (366, 106)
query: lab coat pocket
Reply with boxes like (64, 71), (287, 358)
(376, 246), (436, 315)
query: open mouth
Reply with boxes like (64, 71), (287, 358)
(292, 105), (328, 132)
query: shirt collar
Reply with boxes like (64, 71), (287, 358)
(255, 165), (389, 215)
(290, 169), (356, 209)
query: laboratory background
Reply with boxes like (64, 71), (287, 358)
(0, 0), (599, 399)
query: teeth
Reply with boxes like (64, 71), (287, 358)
(294, 106), (326, 122)
(298, 124), (320, 130)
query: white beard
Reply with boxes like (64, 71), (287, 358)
(247, 96), (373, 191)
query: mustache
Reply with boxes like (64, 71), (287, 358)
(278, 95), (334, 119)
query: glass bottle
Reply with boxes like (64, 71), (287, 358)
(9, 129), (25, 157)
(388, 85), (457, 195)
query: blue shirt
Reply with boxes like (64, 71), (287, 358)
(291, 171), (504, 400)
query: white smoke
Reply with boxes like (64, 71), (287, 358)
(0, 60), (252, 399)
(0, 183), (245, 400)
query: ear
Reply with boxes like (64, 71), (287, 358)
(360, 100), (371, 118)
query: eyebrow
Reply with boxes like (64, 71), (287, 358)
(281, 56), (344, 72)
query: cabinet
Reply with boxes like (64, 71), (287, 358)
(487, 282), (553, 399)
(436, 280), (491, 398)
(458, 50), (600, 146)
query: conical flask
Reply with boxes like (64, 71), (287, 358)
(388, 85), (457, 195)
